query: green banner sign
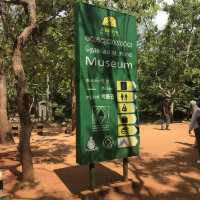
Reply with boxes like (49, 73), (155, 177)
(75, 2), (139, 165)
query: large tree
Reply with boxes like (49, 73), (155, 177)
(2, 0), (37, 182)
(0, 58), (12, 144)
(1, 0), (74, 181)
(0, 2), (14, 144)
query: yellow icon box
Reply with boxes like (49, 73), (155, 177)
(117, 81), (137, 91)
(117, 92), (134, 102)
(118, 114), (137, 125)
(118, 125), (137, 137)
(118, 103), (135, 113)
(118, 136), (138, 148)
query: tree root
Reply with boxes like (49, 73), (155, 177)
(11, 179), (40, 193)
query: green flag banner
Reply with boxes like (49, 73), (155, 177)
(75, 2), (139, 165)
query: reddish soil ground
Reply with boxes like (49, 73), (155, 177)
(1, 122), (200, 200)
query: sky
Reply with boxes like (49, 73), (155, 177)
(59, 0), (174, 31)
(153, 0), (174, 30)
(153, 11), (170, 30)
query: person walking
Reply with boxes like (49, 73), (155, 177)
(188, 100), (197, 119)
(188, 99), (198, 147)
(189, 97), (200, 164)
(161, 97), (171, 130)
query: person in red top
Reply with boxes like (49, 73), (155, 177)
(161, 97), (171, 130)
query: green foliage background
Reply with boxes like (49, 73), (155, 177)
(1, 0), (200, 121)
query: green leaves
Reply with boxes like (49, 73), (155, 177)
(2, 0), (200, 120)
(138, 0), (200, 118)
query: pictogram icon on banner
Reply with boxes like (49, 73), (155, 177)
(117, 81), (137, 91)
(118, 125), (137, 137)
(117, 92), (134, 102)
(118, 136), (138, 148)
(118, 114), (137, 125)
(118, 103), (135, 114)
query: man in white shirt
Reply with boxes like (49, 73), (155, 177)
(189, 100), (198, 147)
(189, 100), (198, 117)
(161, 97), (171, 130)
(189, 97), (200, 164)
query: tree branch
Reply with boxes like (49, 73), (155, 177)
(0, 1), (15, 41)
(14, 0), (36, 50)
(2, 0), (21, 4)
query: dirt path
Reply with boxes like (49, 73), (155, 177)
(2, 122), (200, 200)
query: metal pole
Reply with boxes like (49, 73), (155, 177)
(89, 163), (95, 190)
(123, 158), (128, 181)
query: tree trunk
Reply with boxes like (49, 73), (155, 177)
(0, 64), (13, 144)
(186, 36), (193, 68)
(11, 0), (37, 182)
(71, 68), (76, 133)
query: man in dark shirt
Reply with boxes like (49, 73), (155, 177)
(161, 97), (171, 130)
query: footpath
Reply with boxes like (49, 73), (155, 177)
(1, 122), (200, 200)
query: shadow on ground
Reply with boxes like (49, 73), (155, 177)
(31, 141), (74, 164)
(53, 141), (200, 200)
(13, 194), (66, 200)
(123, 143), (200, 200)
(54, 163), (123, 195)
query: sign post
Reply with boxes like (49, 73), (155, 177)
(123, 158), (128, 181)
(89, 163), (95, 190)
(75, 2), (139, 188)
